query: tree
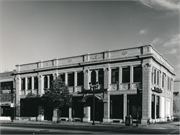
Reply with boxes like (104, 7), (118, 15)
(41, 75), (71, 123)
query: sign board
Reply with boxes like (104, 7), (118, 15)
(2, 90), (11, 94)
(151, 87), (162, 93)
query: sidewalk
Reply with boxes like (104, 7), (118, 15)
(0, 119), (179, 129)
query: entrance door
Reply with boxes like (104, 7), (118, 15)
(44, 105), (53, 121)
(86, 96), (104, 122)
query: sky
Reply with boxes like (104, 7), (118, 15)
(0, 0), (180, 80)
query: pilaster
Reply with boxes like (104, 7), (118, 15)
(38, 75), (44, 95)
(32, 76), (34, 90)
(103, 93), (110, 122)
(47, 75), (50, 89)
(65, 72), (68, 85)
(141, 62), (152, 124)
(74, 71), (77, 92)
(83, 69), (90, 89)
(119, 66), (122, 83)
(25, 77), (27, 90)
(95, 70), (99, 82)
(69, 107), (72, 121)
(130, 66), (133, 89)
(154, 95), (157, 119)
(104, 67), (110, 89)
(83, 106), (90, 122)
(123, 94), (127, 121)
(15, 76), (21, 116)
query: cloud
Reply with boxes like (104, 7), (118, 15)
(138, 29), (147, 35)
(150, 38), (163, 45)
(163, 34), (180, 47)
(169, 49), (177, 54)
(138, 0), (180, 11)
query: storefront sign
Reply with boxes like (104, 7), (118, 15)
(2, 90), (11, 93)
(152, 87), (162, 93)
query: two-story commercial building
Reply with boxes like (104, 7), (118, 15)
(13, 45), (175, 124)
(0, 71), (15, 120)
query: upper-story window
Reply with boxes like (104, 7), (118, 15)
(98, 69), (104, 86)
(1, 82), (12, 90)
(111, 68), (119, 84)
(122, 67), (130, 83)
(60, 73), (65, 82)
(133, 66), (142, 82)
(28, 77), (32, 89)
(50, 74), (53, 87)
(151, 70), (154, 84)
(44, 76), (48, 89)
(154, 69), (156, 84)
(157, 71), (159, 85)
(34, 76), (38, 89)
(77, 71), (83, 86)
(21, 78), (25, 90)
(68, 72), (74, 86)
(91, 70), (96, 85)
(162, 74), (165, 88)
(167, 77), (171, 90)
(170, 78), (172, 90)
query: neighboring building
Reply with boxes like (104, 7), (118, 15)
(13, 45), (175, 124)
(173, 78), (180, 118)
(0, 71), (15, 119)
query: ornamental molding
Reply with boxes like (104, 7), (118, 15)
(122, 50), (128, 56)
(143, 63), (151, 70)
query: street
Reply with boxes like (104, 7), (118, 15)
(1, 123), (179, 134)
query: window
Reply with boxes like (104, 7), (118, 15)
(1, 82), (12, 91)
(156, 96), (160, 118)
(122, 67), (130, 83)
(44, 76), (48, 89)
(170, 78), (172, 90)
(21, 78), (25, 90)
(98, 69), (104, 85)
(167, 77), (169, 89)
(68, 72), (74, 86)
(77, 71), (83, 86)
(91, 70), (96, 85)
(34, 77), (38, 89)
(50, 74), (53, 87)
(60, 74), (65, 82)
(151, 71), (153, 83)
(111, 68), (119, 84)
(133, 66), (142, 82)
(151, 94), (155, 119)
(154, 69), (156, 84)
(28, 78), (32, 89)
(157, 71), (159, 85)
(162, 74), (164, 88)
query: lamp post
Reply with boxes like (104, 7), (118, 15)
(89, 82), (99, 125)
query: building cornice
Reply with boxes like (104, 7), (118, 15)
(14, 45), (175, 76)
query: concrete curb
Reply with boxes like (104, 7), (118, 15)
(1, 120), (179, 129)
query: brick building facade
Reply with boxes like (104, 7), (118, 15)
(0, 71), (15, 118)
(13, 45), (175, 124)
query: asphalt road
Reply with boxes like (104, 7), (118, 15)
(1, 123), (179, 134)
